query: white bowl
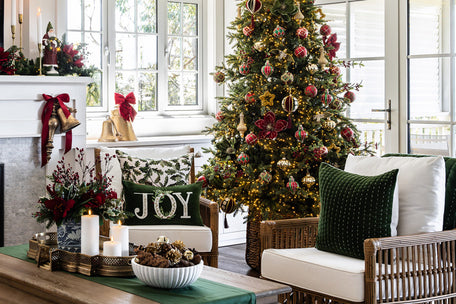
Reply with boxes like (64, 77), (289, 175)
(131, 258), (204, 289)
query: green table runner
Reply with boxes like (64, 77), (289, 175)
(0, 244), (256, 304)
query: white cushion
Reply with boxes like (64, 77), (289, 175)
(261, 248), (365, 302)
(128, 225), (212, 252)
(344, 155), (446, 236)
(99, 146), (191, 196)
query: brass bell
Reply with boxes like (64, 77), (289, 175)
(111, 106), (138, 141)
(98, 116), (118, 142)
(57, 107), (81, 133)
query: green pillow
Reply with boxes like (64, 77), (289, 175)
(123, 180), (204, 226)
(316, 163), (399, 259)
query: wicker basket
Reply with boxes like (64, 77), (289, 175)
(245, 211), (262, 271)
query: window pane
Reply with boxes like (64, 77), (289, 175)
(182, 73), (197, 105)
(67, 31), (82, 45)
(409, 0), (450, 55)
(183, 38), (197, 71)
(168, 73), (181, 105)
(138, 35), (157, 69)
(321, 3), (346, 59)
(349, 60), (385, 119)
(183, 3), (197, 36)
(68, 0), (82, 30)
(84, 0), (101, 31)
(168, 37), (182, 70)
(87, 71), (102, 107)
(116, 0), (135, 32)
(350, 0), (384, 58)
(354, 122), (385, 156)
(116, 34), (136, 69)
(116, 71), (136, 95)
(138, 72), (157, 111)
(168, 2), (181, 35)
(409, 57), (450, 121)
(409, 124), (450, 156)
(84, 33), (102, 68)
(138, 0), (156, 33)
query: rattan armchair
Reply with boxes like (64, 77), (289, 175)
(260, 213), (456, 304)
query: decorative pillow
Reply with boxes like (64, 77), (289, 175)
(116, 150), (192, 188)
(316, 163), (399, 260)
(345, 154), (446, 236)
(122, 180), (204, 226)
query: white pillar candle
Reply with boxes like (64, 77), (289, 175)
(103, 237), (121, 256)
(111, 221), (129, 256)
(37, 8), (42, 42)
(81, 210), (99, 256)
(18, 0), (23, 15)
(11, 0), (16, 25)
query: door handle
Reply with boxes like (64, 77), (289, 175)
(372, 99), (392, 130)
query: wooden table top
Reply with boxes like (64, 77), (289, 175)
(0, 253), (290, 304)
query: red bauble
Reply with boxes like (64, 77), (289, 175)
(295, 125), (307, 142)
(197, 176), (208, 188)
(344, 91), (356, 103)
(321, 92), (333, 106)
(245, 133), (258, 145)
(237, 152), (250, 165)
(341, 127), (354, 141)
(294, 45), (308, 58)
(245, 92), (256, 104)
(245, 0), (262, 14)
(213, 71), (225, 83)
(320, 24), (331, 37)
(239, 63), (251, 75)
(313, 146), (328, 159)
(286, 176), (299, 194)
(296, 27), (308, 39)
(304, 85), (318, 98)
(243, 26), (254, 36)
(216, 111), (224, 121)
(261, 60), (274, 77)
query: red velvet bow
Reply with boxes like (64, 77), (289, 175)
(115, 92), (137, 122)
(325, 34), (340, 61)
(41, 93), (72, 167)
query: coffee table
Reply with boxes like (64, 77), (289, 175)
(0, 253), (291, 304)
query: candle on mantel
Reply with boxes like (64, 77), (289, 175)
(18, 0), (23, 15)
(111, 220), (129, 256)
(81, 209), (99, 256)
(103, 236), (121, 257)
(37, 7), (42, 42)
(11, 0), (16, 25)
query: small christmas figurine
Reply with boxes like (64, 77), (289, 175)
(42, 22), (60, 75)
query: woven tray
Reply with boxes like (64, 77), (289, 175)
(27, 232), (134, 277)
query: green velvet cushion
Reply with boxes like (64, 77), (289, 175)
(383, 154), (456, 230)
(316, 163), (399, 259)
(123, 180), (204, 226)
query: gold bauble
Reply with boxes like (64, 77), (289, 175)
(302, 172), (316, 188)
(322, 119), (336, 130)
(277, 157), (291, 169)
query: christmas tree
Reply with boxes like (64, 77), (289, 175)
(198, 0), (366, 221)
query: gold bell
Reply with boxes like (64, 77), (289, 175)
(111, 106), (138, 141)
(57, 107), (81, 133)
(98, 116), (118, 142)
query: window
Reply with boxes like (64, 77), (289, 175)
(64, 0), (204, 121)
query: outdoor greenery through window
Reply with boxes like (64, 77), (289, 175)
(67, 0), (202, 113)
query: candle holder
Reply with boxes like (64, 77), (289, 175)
(38, 43), (43, 75)
(11, 25), (16, 46)
(18, 14), (23, 50)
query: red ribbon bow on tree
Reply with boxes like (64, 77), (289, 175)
(41, 93), (72, 167)
(324, 33), (340, 61)
(115, 92), (137, 122)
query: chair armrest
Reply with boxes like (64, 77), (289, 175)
(260, 217), (319, 252)
(199, 197), (219, 250)
(363, 230), (456, 304)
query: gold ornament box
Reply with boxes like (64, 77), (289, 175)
(27, 232), (134, 277)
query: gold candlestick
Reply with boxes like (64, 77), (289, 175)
(11, 25), (16, 46)
(38, 43), (43, 76)
(18, 14), (23, 50)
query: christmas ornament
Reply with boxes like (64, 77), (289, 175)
(344, 91), (356, 103)
(260, 91), (275, 107)
(216, 111), (224, 121)
(237, 112), (247, 137)
(318, 46), (329, 69)
(321, 91), (333, 106)
(294, 45), (307, 58)
(221, 197), (236, 214)
(320, 24), (331, 37)
(307, 64), (319, 75)
(237, 152), (250, 165)
(197, 175), (208, 188)
(261, 60), (274, 77)
(280, 71), (294, 85)
(213, 71), (225, 83)
(294, 125), (307, 142)
(245, 92), (256, 104)
(246, 0), (262, 14)
(277, 157), (291, 169)
(277, 49), (291, 61)
(239, 63), (250, 75)
(329, 65), (340, 76)
(313, 146), (328, 159)
(304, 85), (318, 98)
(330, 98), (343, 110)
(243, 26), (254, 36)
(245, 133), (258, 145)
(294, 3), (304, 21)
(286, 176), (299, 193)
(259, 170), (272, 184)
(328, 142), (341, 153)
(341, 127), (354, 141)
(254, 41), (266, 52)
(322, 119), (336, 130)
(255, 111), (287, 139)
(302, 171), (316, 188)
(282, 95), (298, 113)
(313, 112), (328, 122)
(296, 27), (308, 39)
(273, 25), (286, 38)
(157, 236), (170, 244)
(326, 34), (341, 60)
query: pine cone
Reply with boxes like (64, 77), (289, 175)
(172, 240), (186, 251)
(166, 248), (183, 265)
(145, 242), (161, 254)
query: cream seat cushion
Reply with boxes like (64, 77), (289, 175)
(128, 225), (212, 252)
